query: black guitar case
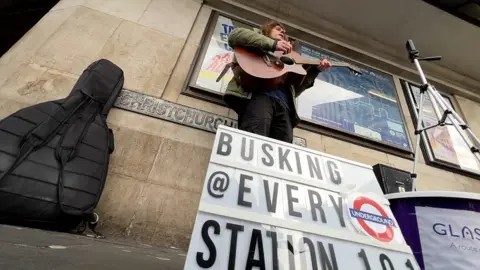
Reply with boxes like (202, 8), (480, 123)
(0, 59), (124, 236)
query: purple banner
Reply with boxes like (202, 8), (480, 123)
(388, 193), (480, 270)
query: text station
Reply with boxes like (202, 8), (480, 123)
(186, 213), (418, 270)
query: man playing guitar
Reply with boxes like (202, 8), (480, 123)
(223, 20), (332, 143)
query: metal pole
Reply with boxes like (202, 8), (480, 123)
(411, 82), (426, 191)
(405, 39), (480, 188)
(413, 59), (428, 85)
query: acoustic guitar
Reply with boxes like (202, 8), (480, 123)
(217, 47), (362, 92)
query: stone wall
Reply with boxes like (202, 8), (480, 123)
(0, 0), (217, 249)
(0, 0), (479, 249)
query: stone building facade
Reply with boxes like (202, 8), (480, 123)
(1, 0), (479, 249)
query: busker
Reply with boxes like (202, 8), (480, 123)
(223, 20), (332, 143)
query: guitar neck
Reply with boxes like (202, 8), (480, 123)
(295, 57), (350, 69)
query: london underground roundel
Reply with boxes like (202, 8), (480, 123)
(346, 193), (396, 243)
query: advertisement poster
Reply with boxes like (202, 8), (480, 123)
(195, 16), (259, 94)
(296, 44), (410, 150)
(409, 85), (479, 172)
(416, 206), (480, 270)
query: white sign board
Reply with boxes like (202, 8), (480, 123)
(416, 206), (480, 270)
(185, 125), (420, 269)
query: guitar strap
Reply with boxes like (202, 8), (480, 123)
(215, 62), (236, 82)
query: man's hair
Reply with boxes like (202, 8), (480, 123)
(260, 20), (286, 37)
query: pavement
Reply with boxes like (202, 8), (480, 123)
(0, 224), (186, 270)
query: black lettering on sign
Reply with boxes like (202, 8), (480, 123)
(294, 151), (302, 174)
(329, 195), (345, 227)
(246, 229), (266, 270)
(449, 226), (460, 238)
(287, 234), (296, 269)
(308, 189), (326, 223)
(462, 226), (474, 239)
(379, 254), (394, 270)
(317, 241), (338, 270)
(226, 223), (244, 270)
(278, 147), (293, 172)
(216, 132), (232, 156)
(358, 249), (372, 270)
(405, 259), (414, 270)
(261, 143), (274, 167)
(307, 155), (323, 180)
(326, 160), (342, 185)
(286, 184), (302, 218)
(241, 137), (254, 161)
(196, 220), (220, 268)
(300, 237), (318, 270)
(238, 174), (252, 207)
(266, 231), (278, 270)
(263, 180), (278, 213)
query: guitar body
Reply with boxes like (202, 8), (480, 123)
(230, 47), (361, 93)
(233, 47), (308, 92)
(234, 48), (307, 78)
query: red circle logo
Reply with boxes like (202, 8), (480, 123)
(349, 196), (395, 242)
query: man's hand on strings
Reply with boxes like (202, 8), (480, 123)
(275, 40), (292, 54)
(317, 58), (332, 71)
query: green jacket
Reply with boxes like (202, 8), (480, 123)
(223, 27), (321, 127)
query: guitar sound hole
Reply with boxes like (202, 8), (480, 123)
(280, 56), (295, 65)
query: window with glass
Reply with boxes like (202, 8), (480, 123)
(187, 12), (412, 152)
(294, 43), (411, 151)
(402, 80), (480, 176)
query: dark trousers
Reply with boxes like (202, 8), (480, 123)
(237, 94), (293, 143)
